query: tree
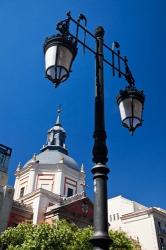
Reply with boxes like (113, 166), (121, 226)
(109, 229), (141, 250)
(0, 220), (141, 250)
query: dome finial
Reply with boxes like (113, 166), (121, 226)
(80, 163), (85, 173)
(16, 162), (22, 171)
(32, 153), (37, 162)
(56, 105), (62, 125)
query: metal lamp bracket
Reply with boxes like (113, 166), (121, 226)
(56, 12), (136, 87)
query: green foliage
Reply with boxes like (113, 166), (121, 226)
(0, 220), (91, 250)
(71, 226), (93, 250)
(0, 220), (141, 250)
(109, 229), (135, 250)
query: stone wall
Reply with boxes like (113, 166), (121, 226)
(0, 185), (14, 233)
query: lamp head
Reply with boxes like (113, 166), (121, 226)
(117, 86), (145, 135)
(44, 34), (77, 87)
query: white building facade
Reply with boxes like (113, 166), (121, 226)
(13, 111), (87, 225)
(108, 195), (166, 250)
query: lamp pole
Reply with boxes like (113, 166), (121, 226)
(44, 12), (145, 250)
(90, 26), (110, 249)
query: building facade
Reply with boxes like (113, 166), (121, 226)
(1, 112), (166, 250)
(8, 110), (93, 228)
(108, 195), (166, 250)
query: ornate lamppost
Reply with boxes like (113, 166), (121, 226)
(43, 12), (145, 250)
(0, 144), (12, 186)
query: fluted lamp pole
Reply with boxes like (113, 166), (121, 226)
(43, 12), (145, 250)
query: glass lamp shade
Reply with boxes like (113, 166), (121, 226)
(117, 87), (145, 134)
(44, 35), (77, 86)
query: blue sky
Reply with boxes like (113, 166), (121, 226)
(0, 0), (166, 209)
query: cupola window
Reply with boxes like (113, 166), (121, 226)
(67, 188), (73, 197)
(19, 187), (25, 198)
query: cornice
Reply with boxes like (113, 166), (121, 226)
(15, 162), (80, 178)
(121, 207), (166, 220)
(15, 188), (62, 203)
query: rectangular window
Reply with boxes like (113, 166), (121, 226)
(110, 215), (112, 222)
(117, 213), (119, 220)
(41, 184), (49, 190)
(19, 187), (25, 198)
(113, 214), (116, 221)
(67, 188), (73, 197)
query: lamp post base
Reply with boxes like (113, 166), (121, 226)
(90, 234), (111, 250)
(91, 163), (110, 250)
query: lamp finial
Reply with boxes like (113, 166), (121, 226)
(56, 105), (62, 125)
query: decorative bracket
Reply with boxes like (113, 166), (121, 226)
(56, 12), (136, 87)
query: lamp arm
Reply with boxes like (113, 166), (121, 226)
(56, 13), (136, 86)
(124, 57), (135, 86)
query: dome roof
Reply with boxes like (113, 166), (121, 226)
(23, 149), (79, 171)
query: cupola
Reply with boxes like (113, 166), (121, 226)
(41, 107), (68, 154)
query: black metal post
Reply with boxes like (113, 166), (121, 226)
(90, 26), (110, 250)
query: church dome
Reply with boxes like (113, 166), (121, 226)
(22, 107), (79, 171)
(25, 150), (79, 170)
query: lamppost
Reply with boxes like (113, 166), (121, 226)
(0, 144), (12, 187)
(43, 12), (145, 250)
